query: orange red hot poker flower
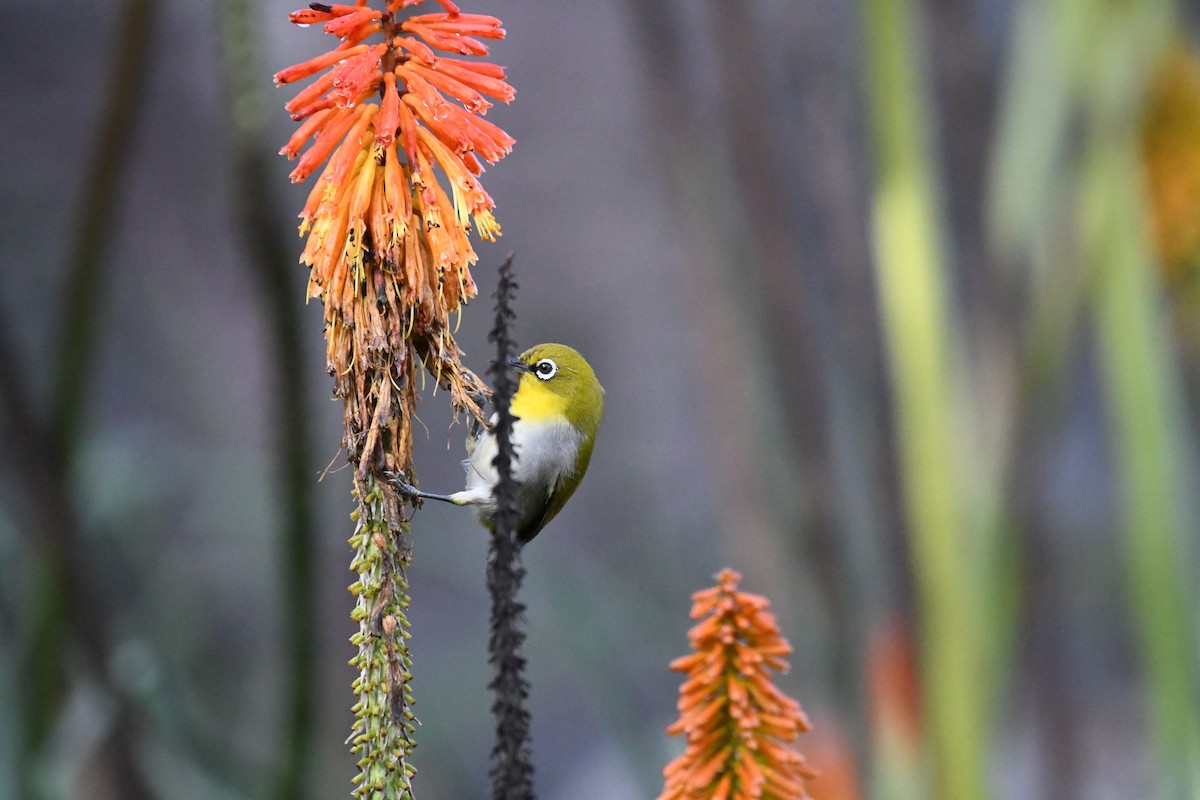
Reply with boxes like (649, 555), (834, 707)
(661, 569), (817, 800)
(275, 0), (514, 326)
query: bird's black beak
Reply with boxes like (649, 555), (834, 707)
(490, 357), (530, 372)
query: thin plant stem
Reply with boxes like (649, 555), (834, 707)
(486, 254), (535, 799)
(859, 0), (989, 796)
(3, 0), (159, 796)
(1084, 78), (1200, 800)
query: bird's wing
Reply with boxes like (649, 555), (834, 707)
(517, 479), (558, 544)
(517, 472), (584, 544)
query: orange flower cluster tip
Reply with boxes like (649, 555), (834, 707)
(275, 0), (514, 324)
(1143, 44), (1200, 285)
(661, 569), (817, 800)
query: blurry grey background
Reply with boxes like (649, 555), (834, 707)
(2, 0), (1198, 799)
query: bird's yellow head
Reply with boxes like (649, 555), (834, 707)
(509, 343), (604, 435)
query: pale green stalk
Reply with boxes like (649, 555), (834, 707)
(859, 0), (988, 797)
(1081, 7), (1200, 792)
(347, 478), (417, 799)
(1087, 141), (1200, 798)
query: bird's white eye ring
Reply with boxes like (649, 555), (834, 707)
(534, 359), (558, 380)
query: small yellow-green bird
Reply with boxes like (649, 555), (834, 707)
(396, 343), (604, 543)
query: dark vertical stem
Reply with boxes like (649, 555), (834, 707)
(54, 0), (157, 461)
(486, 254), (535, 800)
(708, 0), (861, 715)
(216, 3), (319, 797)
(7, 0), (160, 796)
(623, 0), (791, 615)
(927, 0), (997, 305)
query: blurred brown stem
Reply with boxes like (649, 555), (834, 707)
(217, 2), (320, 798)
(54, 0), (156, 461)
(0, 0), (159, 796)
(707, 0), (855, 696)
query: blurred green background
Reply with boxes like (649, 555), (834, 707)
(2, 0), (1199, 798)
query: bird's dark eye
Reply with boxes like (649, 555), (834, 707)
(534, 359), (558, 380)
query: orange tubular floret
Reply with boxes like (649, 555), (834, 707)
(382, 143), (412, 222)
(368, 170), (393, 263)
(461, 112), (514, 159)
(461, 151), (484, 175)
(300, 156), (339, 224)
(275, 43), (367, 85)
(340, 20), (383, 47)
(286, 69), (338, 117)
(395, 67), (445, 111)
(406, 12), (504, 36)
(325, 105), (379, 190)
(692, 755), (734, 792)
(688, 614), (722, 641)
(346, 155), (378, 227)
(740, 593), (771, 611)
(427, 103), (506, 161)
(404, 94), (468, 154)
(420, 131), (480, 225)
(711, 773), (733, 800)
(412, 151), (443, 232)
(437, 56), (506, 79)
(754, 641), (793, 657)
(394, 35), (439, 64)
(281, 107), (333, 158)
(401, 21), (490, 56)
(290, 8), (335, 25)
(314, 3), (379, 17)
(431, 61), (514, 105)
(290, 107), (359, 183)
(325, 8), (382, 38)
(677, 673), (712, 699)
(670, 652), (706, 672)
(405, 62), (490, 113)
(330, 44), (386, 105)
(396, 98), (421, 169)
(376, 72), (401, 149)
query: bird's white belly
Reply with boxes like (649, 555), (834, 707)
(458, 417), (581, 511)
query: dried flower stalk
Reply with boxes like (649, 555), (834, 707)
(276, 0), (515, 794)
(347, 477), (418, 798)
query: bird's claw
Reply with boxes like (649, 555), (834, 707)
(384, 471), (421, 499)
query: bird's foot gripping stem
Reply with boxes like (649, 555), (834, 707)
(384, 471), (459, 506)
(385, 471), (422, 500)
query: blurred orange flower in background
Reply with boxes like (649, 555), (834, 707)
(1143, 42), (1200, 287)
(661, 569), (817, 800)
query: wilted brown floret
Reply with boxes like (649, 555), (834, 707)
(661, 569), (817, 800)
